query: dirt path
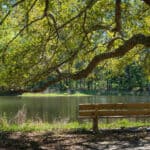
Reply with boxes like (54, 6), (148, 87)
(0, 128), (150, 150)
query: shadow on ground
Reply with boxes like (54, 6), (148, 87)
(0, 127), (150, 150)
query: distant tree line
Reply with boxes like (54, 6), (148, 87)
(46, 63), (150, 95)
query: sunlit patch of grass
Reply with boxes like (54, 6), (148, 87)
(0, 120), (90, 132)
(99, 119), (150, 129)
(0, 118), (150, 132)
(20, 92), (91, 97)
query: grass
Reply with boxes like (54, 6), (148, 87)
(0, 118), (90, 132)
(0, 118), (150, 132)
(99, 119), (150, 129)
(0, 107), (149, 132)
(20, 92), (91, 97)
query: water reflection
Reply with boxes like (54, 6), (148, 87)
(0, 96), (149, 122)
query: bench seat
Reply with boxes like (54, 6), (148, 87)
(79, 103), (150, 132)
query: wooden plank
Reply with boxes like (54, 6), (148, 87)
(79, 110), (150, 117)
(79, 103), (150, 110)
(78, 115), (150, 119)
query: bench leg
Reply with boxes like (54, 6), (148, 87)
(93, 116), (98, 132)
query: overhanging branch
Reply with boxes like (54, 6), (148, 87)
(72, 34), (150, 79)
(30, 34), (150, 92)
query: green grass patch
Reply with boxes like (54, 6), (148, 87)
(0, 121), (91, 132)
(0, 118), (150, 132)
(99, 119), (150, 129)
(20, 92), (91, 97)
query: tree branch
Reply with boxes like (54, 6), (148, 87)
(2, 16), (45, 62)
(143, 0), (150, 6)
(29, 34), (150, 92)
(12, 0), (26, 7)
(1, 0), (98, 61)
(112, 0), (121, 33)
(57, 0), (98, 31)
(0, 0), (26, 25)
(72, 34), (150, 79)
(44, 0), (49, 16)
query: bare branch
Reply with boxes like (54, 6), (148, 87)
(44, 0), (49, 16)
(26, 0), (37, 14)
(48, 13), (59, 38)
(112, 0), (122, 33)
(25, 0), (38, 32)
(143, 0), (150, 6)
(0, 11), (11, 25)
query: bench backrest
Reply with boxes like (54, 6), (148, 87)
(79, 103), (150, 117)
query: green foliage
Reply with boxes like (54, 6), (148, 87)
(108, 63), (149, 91)
(0, 0), (149, 91)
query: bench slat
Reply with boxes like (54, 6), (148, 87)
(79, 110), (150, 117)
(79, 103), (150, 110)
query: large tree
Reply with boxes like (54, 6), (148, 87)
(0, 0), (150, 92)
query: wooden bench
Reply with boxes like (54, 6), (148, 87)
(79, 103), (150, 132)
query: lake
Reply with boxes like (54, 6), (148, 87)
(0, 96), (150, 122)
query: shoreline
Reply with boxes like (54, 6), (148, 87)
(0, 90), (149, 97)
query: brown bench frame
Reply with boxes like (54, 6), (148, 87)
(79, 103), (150, 132)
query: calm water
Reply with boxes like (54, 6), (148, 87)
(0, 96), (149, 122)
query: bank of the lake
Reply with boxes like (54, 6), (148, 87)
(20, 90), (150, 97)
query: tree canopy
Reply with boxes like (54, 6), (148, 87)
(0, 0), (150, 92)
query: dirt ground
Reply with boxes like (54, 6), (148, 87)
(0, 127), (150, 150)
